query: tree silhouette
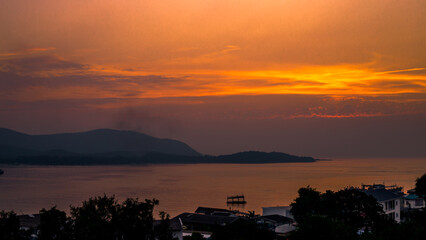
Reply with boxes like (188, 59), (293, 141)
(0, 211), (28, 240)
(290, 215), (358, 240)
(289, 186), (321, 223)
(211, 219), (274, 240)
(69, 195), (163, 240)
(415, 173), (426, 202)
(290, 187), (387, 239)
(115, 198), (159, 240)
(70, 195), (118, 240)
(38, 207), (71, 240)
(154, 211), (174, 240)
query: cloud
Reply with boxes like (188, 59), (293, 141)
(0, 50), (425, 110)
(0, 54), (86, 74)
(0, 47), (55, 58)
(288, 112), (391, 119)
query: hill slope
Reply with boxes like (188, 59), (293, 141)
(0, 129), (317, 165)
(0, 128), (200, 157)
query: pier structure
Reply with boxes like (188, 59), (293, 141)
(226, 194), (247, 204)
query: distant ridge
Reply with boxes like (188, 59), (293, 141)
(215, 151), (315, 163)
(0, 128), (200, 157)
(0, 128), (317, 165)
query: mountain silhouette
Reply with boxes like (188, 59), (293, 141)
(0, 128), (317, 165)
(0, 128), (200, 157)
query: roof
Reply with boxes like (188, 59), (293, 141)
(404, 194), (421, 200)
(174, 213), (239, 226)
(18, 214), (41, 229)
(258, 215), (293, 224)
(362, 188), (401, 202)
(262, 206), (291, 210)
(195, 207), (236, 215)
(154, 218), (183, 231)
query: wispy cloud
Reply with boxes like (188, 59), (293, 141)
(0, 47), (55, 58)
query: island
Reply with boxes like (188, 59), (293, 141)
(0, 128), (317, 165)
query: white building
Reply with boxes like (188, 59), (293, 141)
(404, 189), (425, 210)
(361, 185), (403, 223)
(261, 206), (295, 236)
(262, 206), (294, 219)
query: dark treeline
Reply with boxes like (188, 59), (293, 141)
(1, 196), (174, 240)
(0, 196), (276, 240)
(289, 187), (426, 240)
(289, 173), (426, 240)
(0, 151), (316, 165)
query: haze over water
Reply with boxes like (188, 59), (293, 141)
(1, 158), (425, 217)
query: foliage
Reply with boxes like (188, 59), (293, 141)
(38, 207), (71, 240)
(289, 186), (321, 223)
(70, 195), (118, 240)
(401, 209), (426, 240)
(247, 210), (256, 218)
(2, 195), (170, 240)
(210, 219), (275, 240)
(154, 211), (175, 240)
(361, 209), (426, 240)
(323, 188), (385, 231)
(290, 215), (358, 240)
(0, 211), (29, 240)
(70, 195), (162, 240)
(290, 186), (387, 239)
(115, 198), (159, 240)
(415, 173), (426, 202)
(291, 187), (385, 230)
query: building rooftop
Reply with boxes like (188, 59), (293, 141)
(258, 214), (293, 225)
(195, 207), (237, 216)
(404, 194), (421, 200)
(174, 212), (239, 226)
(262, 206), (291, 210)
(362, 188), (401, 202)
(154, 218), (183, 231)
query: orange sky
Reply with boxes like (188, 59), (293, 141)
(1, 0), (425, 157)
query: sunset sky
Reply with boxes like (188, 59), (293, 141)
(1, 0), (425, 158)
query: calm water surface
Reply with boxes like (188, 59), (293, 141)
(0, 158), (425, 217)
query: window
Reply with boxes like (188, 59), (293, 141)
(415, 199), (424, 207)
(385, 200), (395, 210)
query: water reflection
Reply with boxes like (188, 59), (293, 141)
(0, 158), (424, 217)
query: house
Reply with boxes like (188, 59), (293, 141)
(195, 207), (238, 216)
(261, 206), (296, 235)
(403, 189), (425, 210)
(262, 206), (294, 219)
(172, 212), (240, 239)
(360, 184), (403, 223)
(257, 214), (295, 236)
